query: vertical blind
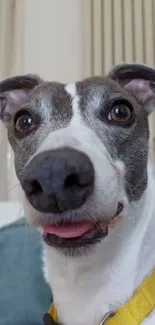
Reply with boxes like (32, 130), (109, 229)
(84, 0), (155, 75)
(83, 0), (155, 157)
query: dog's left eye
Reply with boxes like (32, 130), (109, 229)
(108, 104), (132, 123)
(14, 112), (36, 133)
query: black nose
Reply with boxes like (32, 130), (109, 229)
(22, 148), (95, 213)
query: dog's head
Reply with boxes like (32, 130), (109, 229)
(1, 63), (155, 255)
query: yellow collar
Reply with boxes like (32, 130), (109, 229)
(44, 268), (155, 325)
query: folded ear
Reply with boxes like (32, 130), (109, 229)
(0, 74), (42, 128)
(108, 63), (155, 114)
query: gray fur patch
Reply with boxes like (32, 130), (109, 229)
(8, 82), (73, 179)
(76, 77), (148, 200)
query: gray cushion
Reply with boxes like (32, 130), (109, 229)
(0, 220), (51, 324)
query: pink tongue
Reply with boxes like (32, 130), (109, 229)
(43, 222), (92, 238)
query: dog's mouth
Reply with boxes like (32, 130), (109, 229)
(42, 203), (124, 254)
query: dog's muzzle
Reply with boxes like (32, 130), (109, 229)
(21, 148), (95, 213)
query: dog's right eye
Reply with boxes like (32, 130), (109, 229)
(14, 111), (36, 133)
(106, 100), (135, 126)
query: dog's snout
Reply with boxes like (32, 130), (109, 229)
(22, 148), (95, 213)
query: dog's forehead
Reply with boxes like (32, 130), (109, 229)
(30, 81), (72, 108)
(76, 76), (115, 92)
(76, 77), (121, 110)
(29, 81), (73, 123)
(30, 76), (118, 110)
(27, 76), (137, 127)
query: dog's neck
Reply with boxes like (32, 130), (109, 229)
(43, 161), (155, 325)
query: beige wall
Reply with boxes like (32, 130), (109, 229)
(24, 0), (84, 82)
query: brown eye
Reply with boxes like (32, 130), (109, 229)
(108, 104), (132, 122)
(15, 113), (36, 133)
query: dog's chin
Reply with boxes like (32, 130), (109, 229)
(42, 202), (124, 257)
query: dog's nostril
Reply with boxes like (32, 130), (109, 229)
(64, 174), (80, 188)
(64, 173), (90, 189)
(30, 180), (43, 194)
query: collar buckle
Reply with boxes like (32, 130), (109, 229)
(99, 311), (115, 325)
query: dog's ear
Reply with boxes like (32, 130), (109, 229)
(109, 63), (155, 114)
(0, 74), (42, 128)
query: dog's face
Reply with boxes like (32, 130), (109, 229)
(1, 64), (155, 255)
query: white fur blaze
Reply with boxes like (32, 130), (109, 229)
(65, 83), (81, 121)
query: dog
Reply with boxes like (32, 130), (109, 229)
(0, 63), (155, 325)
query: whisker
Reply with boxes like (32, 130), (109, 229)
(125, 177), (146, 197)
(128, 201), (137, 225)
(8, 183), (20, 193)
(34, 238), (43, 250)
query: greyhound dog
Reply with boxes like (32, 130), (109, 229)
(0, 63), (155, 325)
